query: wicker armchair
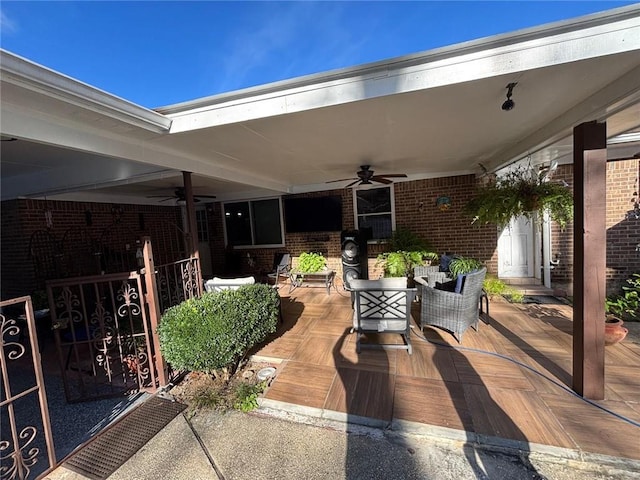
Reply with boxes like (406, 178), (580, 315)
(414, 265), (451, 287)
(415, 267), (487, 343)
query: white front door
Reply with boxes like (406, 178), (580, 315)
(498, 215), (534, 278)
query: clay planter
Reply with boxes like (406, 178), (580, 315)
(604, 317), (628, 346)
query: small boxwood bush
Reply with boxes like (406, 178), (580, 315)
(158, 284), (279, 373)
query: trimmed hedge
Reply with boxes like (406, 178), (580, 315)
(158, 283), (279, 372)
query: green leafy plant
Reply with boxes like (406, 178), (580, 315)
(233, 381), (266, 412)
(376, 250), (438, 277)
(389, 227), (432, 252)
(296, 252), (326, 273)
(448, 256), (483, 276)
(605, 273), (640, 320)
(465, 165), (573, 228)
(158, 284), (280, 374)
(504, 287), (525, 303)
(483, 275), (508, 299)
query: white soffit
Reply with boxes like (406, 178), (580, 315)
(163, 6), (640, 134)
(0, 50), (171, 133)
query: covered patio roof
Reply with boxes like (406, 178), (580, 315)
(1, 5), (639, 204)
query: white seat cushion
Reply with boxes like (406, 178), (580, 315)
(204, 276), (255, 292)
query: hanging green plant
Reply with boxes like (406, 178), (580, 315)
(464, 166), (573, 228)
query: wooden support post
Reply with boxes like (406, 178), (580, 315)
(142, 236), (169, 387)
(182, 171), (203, 293)
(572, 121), (607, 400)
(182, 171), (200, 259)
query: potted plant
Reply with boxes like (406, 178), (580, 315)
(604, 273), (638, 345)
(376, 228), (437, 285)
(448, 256), (483, 276)
(464, 165), (573, 228)
(296, 252), (327, 274)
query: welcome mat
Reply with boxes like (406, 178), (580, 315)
(63, 396), (186, 479)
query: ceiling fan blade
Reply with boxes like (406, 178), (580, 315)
(326, 177), (357, 183)
(345, 179), (361, 188)
(377, 173), (407, 178)
(194, 194), (217, 199)
(370, 176), (393, 184)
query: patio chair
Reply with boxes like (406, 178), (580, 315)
(416, 267), (487, 343)
(350, 277), (417, 355)
(204, 276), (255, 292)
(414, 265), (451, 287)
(267, 252), (291, 288)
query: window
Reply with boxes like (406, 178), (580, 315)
(195, 209), (209, 243)
(354, 185), (395, 240)
(223, 198), (284, 247)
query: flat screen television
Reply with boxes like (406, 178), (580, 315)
(284, 195), (343, 233)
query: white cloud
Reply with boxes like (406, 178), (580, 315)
(0, 9), (18, 34)
(206, 2), (362, 94)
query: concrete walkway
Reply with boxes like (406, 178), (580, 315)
(45, 393), (640, 480)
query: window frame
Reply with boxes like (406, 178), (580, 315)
(222, 196), (285, 248)
(352, 184), (396, 242)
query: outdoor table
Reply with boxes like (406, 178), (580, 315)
(289, 270), (335, 295)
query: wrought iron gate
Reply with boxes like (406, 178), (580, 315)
(47, 236), (201, 404)
(48, 272), (159, 403)
(1, 296), (56, 479)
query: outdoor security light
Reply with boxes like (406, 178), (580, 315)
(501, 82), (518, 111)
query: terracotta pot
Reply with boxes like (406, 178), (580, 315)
(604, 317), (628, 346)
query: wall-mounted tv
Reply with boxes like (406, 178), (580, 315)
(284, 195), (343, 233)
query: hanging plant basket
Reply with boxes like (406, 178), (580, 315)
(464, 166), (573, 228)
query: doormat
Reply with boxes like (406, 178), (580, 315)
(62, 396), (186, 480)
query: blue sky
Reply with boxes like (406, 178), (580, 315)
(0, 1), (635, 108)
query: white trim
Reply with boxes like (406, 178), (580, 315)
(163, 7), (640, 134)
(0, 50), (171, 132)
(352, 184), (396, 240)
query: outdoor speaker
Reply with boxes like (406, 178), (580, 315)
(341, 229), (370, 289)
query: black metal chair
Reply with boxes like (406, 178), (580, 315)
(350, 278), (416, 354)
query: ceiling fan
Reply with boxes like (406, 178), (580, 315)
(147, 187), (216, 203)
(327, 165), (407, 188)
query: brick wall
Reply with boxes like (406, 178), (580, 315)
(1, 199), (184, 299)
(207, 175), (498, 284)
(550, 159), (640, 295)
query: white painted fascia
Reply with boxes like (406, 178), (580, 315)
(163, 5), (640, 133)
(0, 49), (171, 133)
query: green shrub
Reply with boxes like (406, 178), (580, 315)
(158, 284), (280, 373)
(297, 252), (326, 273)
(606, 273), (640, 320)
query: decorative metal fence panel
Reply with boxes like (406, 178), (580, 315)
(156, 257), (202, 313)
(1, 296), (56, 479)
(48, 273), (158, 403)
